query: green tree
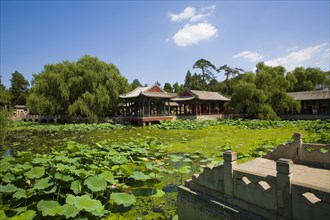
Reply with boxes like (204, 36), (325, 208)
(0, 109), (11, 146)
(131, 79), (142, 90)
(229, 82), (278, 120)
(0, 78), (11, 109)
(163, 83), (173, 93)
(218, 65), (244, 81)
(9, 71), (29, 106)
(184, 70), (192, 88)
(193, 59), (216, 83)
(27, 55), (130, 122)
(286, 67), (328, 91)
(172, 82), (184, 93)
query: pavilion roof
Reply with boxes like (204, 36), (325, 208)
(119, 84), (177, 99)
(172, 89), (230, 102)
(287, 90), (330, 101)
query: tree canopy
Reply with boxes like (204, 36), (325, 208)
(193, 59), (216, 84)
(27, 55), (130, 122)
(9, 71), (30, 106)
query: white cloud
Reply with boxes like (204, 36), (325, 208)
(191, 5), (215, 22)
(264, 43), (328, 70)
(172, 23), (217, 47)
(233, 51), (264, 62)
(168, 6), (196, 22)
(168, 5), (215, 23)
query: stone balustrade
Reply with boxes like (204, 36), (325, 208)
(177, 134), (330, 220)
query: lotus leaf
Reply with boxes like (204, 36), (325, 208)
(119, 164), (135, 176)
(14, 206), (28, 215)
(33, 177), (53, 190)
(110, 192), (136, 207)
(56, 163), (72, 173)
(67, 142), (80, 153)
(98, 171), (116, 183)
(138, 157), (149, 162)
(25, 166), (45, 179)
(44, 185), (57, 194)
(10, 210), (36, 220)
(111, 155), (129, 164)
(175, 166), (191, 174)
(130, 171), (150, 181)
(0, 210), (6, 219)
(0, 163), (11, 173)
(0, 183), (18, 193)
(2, 173), (15, 183)
(84, 176), (107, 192)
(54, 172), (74, 182)
(13, 188), (29, 199)
(59, 204), (79, 218)
(66, 194), (104, 213)
(32, 157), (48, 165)
(151, 189), (165, 198)
(320, 147), (329, 154)
(37, 200), (62, 216)
(73, 168), (93, 178)
(12, 164), (33, 175)
(70, 180), (81, 194)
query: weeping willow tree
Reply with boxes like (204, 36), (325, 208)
(27, 55), (130, 122)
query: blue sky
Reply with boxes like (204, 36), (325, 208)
(1, 1), (329, 89)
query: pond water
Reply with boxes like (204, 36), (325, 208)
(1, 121), (324, 219)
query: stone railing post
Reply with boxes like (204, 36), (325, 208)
(294, 133), (303, 160)
(276, 158), (293, 219)
(223, 151), (237, 198)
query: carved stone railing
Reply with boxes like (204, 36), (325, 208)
(178, 144), (330, 220)
(263, 133), (330, 168)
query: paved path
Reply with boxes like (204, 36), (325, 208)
(236, 158), (330, 192)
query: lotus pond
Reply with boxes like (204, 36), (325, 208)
(0, 119), (329, 219)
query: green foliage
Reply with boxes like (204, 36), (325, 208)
(131, 79), (142, 90)
(1, 119), (329, 218)
(0, 109), (12, 146)
(0, 83), (11, 108)
(227, 63), (301, 119)
(10, 121), (125, 132)
(9, 71), (30, 106)
(163, 82), (173, 93)
(287, 67), (329, 91)
(0, 138), (188, 218)
(27, 55), (130, 122)
(193, 58), (216, 84)
(217, 64), (244, 81)
(110, 192), (136, 207)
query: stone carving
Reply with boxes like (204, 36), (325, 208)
(177, 133), (330, 220)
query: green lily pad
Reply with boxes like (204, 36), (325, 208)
(54, 172), (74, 182)
(66, 194), (104, 213)
(37, 200), (61, 216)
(25, 166), (45, 179)
(33, 177), (53, 190)
(2, 173), (15, 183)
(0, 183), (18, 193)
(59, 204), (79, 218)
(10, 210), (36, 220)
(98, 170), (116, 183)
(110, 192), (136, 207)
(175, 166), (191, 174)
(130, 171), (150, 181)
(151, 189), (165, 198)
(56, 163), (71, 173)
(13, 188), (29, 199)
(84, 176), (107, 192)
(119, 164), (135, 176)
(70, 180), (81, 194)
